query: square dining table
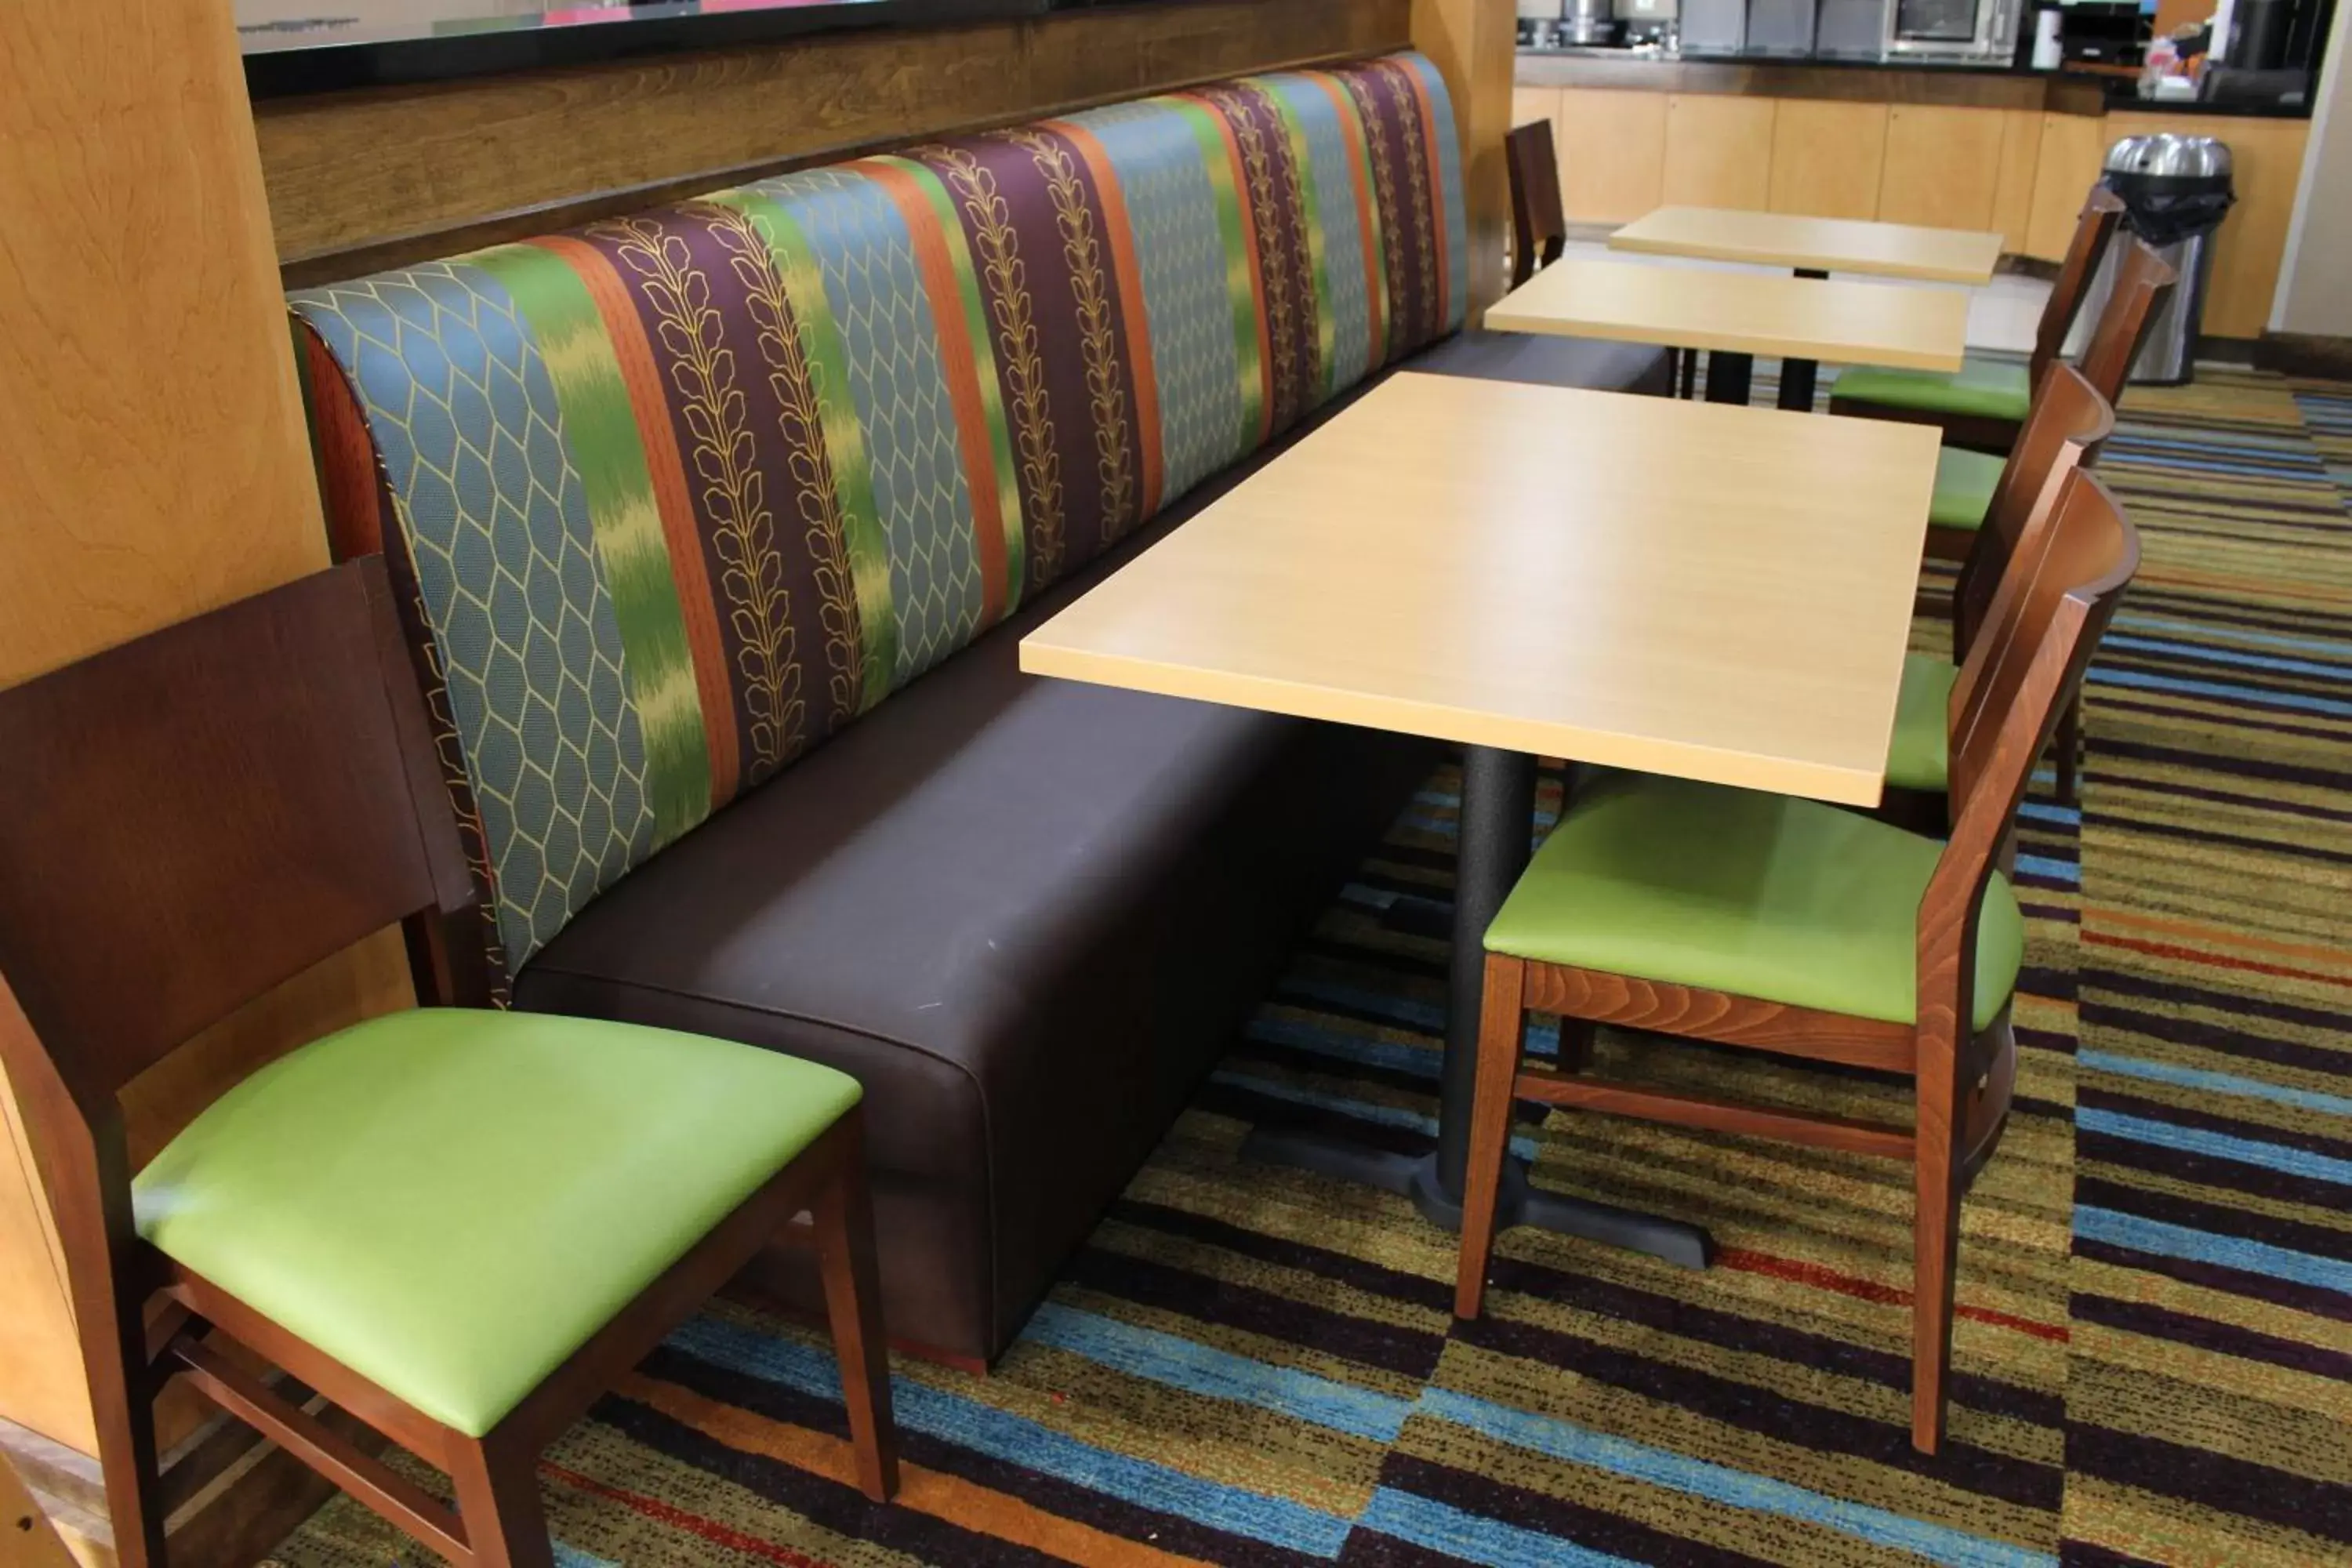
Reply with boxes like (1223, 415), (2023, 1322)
(1020, 372), (1942, 1265)
(1486, 255), (1969, 413)
(1610, 205), (2002, 412)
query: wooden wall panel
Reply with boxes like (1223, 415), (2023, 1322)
(1412, 0), (1519, 318)
(1990, 107), (2045, 255)
(2024, 110), (2110, 260)
(260, 0), (1414, 281)
(0, 22), (421, 1552)
(1768, 99), (1888, 220)
(1877, 104), (2005, 233)
(1663, 93), (1776, 211)
(1556, 88), (1669, 223)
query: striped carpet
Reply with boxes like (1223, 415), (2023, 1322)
(265, 365), (2351, 1568)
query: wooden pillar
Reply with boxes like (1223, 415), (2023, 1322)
(1412, 0), (1518, 321)
(0, 0), (412, 1552)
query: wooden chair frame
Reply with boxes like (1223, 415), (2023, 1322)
(1455, 469), (2141, 1455)
(0, 561), (897, 1568)
(1829, 186), (2125, 454)
(1505, 118), (1566, 290)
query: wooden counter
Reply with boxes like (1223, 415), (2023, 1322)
(1514, 53), (2310, 340)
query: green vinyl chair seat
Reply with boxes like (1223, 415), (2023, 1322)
(1485, 771), (2021, 1032)
(132, 1009), (862, 1438)
(1929, 446), (2008, 532)
(1834, 357), (2033, 424)
(1888, 653), (1958, 792)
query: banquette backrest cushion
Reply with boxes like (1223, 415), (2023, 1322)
(291, 52), (1469, 993)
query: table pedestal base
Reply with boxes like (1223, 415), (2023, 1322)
(1239, 1126), (1714, 1269)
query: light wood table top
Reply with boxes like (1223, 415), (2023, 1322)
(1021, 372), (1940, 807)
(1610, 205), (2004, 285)
(1486, 256), (1968, 373)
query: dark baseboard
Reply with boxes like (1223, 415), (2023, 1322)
(2253, 329), (2352, 379)
(2197, 335), (2259, 366)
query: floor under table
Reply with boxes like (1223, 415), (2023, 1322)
(266, 363), (2352, 1568)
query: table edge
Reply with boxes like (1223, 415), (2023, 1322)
(1481, 299), (1967, 373)
(1606, 230), (2000, 286)
(1016, 636), (1890, 809)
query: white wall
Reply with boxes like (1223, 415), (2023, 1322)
(2271, 8), (2352, 335)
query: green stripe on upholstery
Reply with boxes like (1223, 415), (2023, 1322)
(467, 241), (713, 847)
(710, 190), (900, 710)
(1261, 84), (1338, 404)
(1169, 97), (1265, 453)
(873, 154), (1029, 615)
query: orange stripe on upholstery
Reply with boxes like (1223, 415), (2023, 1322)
(858, 159), (1010, 627)
(618, 1374), (1215, 1567)
(1045, 118), (1166, 517)
(529, 232), (742, 805)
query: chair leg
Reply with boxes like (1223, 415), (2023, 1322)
(448, 1433), (554, 1568)
(89, 1336), (169, 1568)
(814, 1110), (900, 1504)
(2054, 691), (2083, 807)
(1910, 1033), (1966, 1456)
(1454, 954), (1528, 1321)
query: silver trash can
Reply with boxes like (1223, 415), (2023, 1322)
(2080, 133), (2235, 387)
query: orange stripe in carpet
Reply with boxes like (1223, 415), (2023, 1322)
(2089, 907), (2352, 972)
(2083, 931), (2352, 989)
(542, 1458), (834, 1566)
(618, 1373), (1217, 1568)
(1719, 1249), (2071, 1342)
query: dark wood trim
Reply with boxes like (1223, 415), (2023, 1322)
(260, 0), (1414, 284)
(2253, 329), (2352, 378)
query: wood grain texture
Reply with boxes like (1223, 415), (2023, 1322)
(0, 0), (420, 1475)
(1767, 99), (1889, 221)
(258, 0), (1414, 279)
(1878, 105), (2007, 234)
(1517, 1072), (1917, 1160)
(1555, 88), (1668, 223)
(1410, 0), (1519, 318)
(1, 1448), (78, 1568)
(1487, 255), (1967, 372)
(1612, 203), (2002, 282)
(1519, 965), (1917, 1073)
(1022, 372), (1939, 807)
(1990, 107), (2045, 255)
(1663, 93), (1776, 211)
(2024, 110), (2108, 262)
(1517, 52), (2111, 113)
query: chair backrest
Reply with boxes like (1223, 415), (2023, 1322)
(1507, 118), (1566, 288)
(1918, 470), (2139, 1037)
(0, 559), (470, 1120)
(2075, 238), (2179, 402)
(1953, 363), (2114, 657)
(2029, 187), (2126, 386)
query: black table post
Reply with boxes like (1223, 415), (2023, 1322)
(1776, 267), (1831, 412)
(1241, 746), (1712, 1271)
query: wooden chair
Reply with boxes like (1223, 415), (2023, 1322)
(1454, 467), (2141, 1454)
(1506, 118), (1566, 289)
(1829, 186), (2126, 454)
(1911, 236), (2175, 573)
(1884, 365), (2116, 816)
(0, 560), (898, 1568)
